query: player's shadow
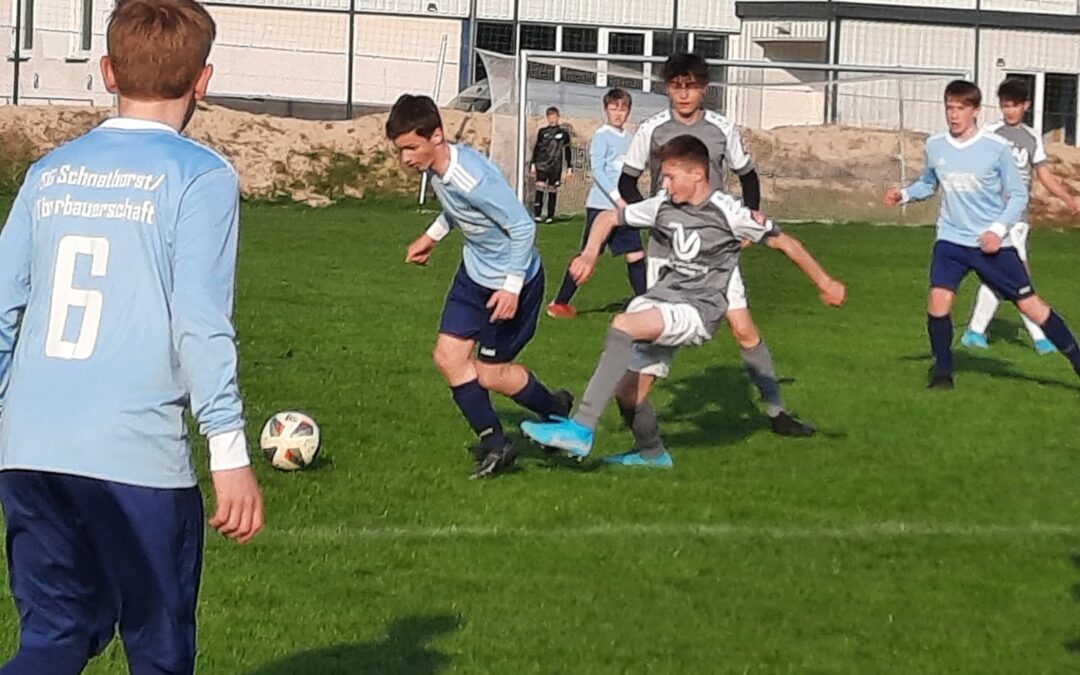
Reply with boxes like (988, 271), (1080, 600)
(245, 613), (461, 675)
(899, 350), (1080, 392)
(987, 317), (1037, 349)
(661, 363), (775, 448)
(576, 299), (631, 316)
(1064, 554), (1080, 654)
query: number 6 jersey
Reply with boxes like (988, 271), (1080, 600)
(0, 117), (246, 488)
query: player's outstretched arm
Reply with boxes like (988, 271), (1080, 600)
(885, 146), (937, 206)
(765, 232), (846, 307)
(407, 213), (451, 266)
(0, 182), (33, 413)
(570, 210), (618, 285)
(1035, 165), (1080, 215)
(172, 168), (263, 544)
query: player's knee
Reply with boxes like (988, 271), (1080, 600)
(625, 251), (645, 263)
(431, 341), (465, 376)
(611, 312), (635, 334)
(727, 317), (759, 349)
(927, 288), (955, 317)
(1017, 295), (1050, 324)
(474, 362), (507, 389)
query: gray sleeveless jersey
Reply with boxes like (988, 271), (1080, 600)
(619, 190), (780, 336)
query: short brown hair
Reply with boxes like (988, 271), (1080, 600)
(107, 0), (216, 100)
(945, 79), (982, 108)
(998, 78), (1031, 104)
(385, 94), (443, 140)
(546, 106), (560, 116)
(603, 88), (632, 109)
(661, 52), (709, 86)
(657, 135), (710, 177)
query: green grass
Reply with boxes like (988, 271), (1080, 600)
(6, 198), (1080, 673)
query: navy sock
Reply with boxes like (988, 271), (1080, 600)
(547, 191), (558, 220)
(927, 314), (954, 377)
(554, 268), (579, 304)
(1041, 310), (1080, 376)
(627, 259), (647, 296)
(511, 372), (560, 418)
(450, 380), (505, 451)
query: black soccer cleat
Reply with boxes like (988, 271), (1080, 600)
(551, 389), (575, 419)
(471, 441), (519, 479)
(770, 411), (816, 437)
(927, 373), (955, 390)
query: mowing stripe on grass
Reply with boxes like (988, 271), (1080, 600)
(264, 521), (1080, 542)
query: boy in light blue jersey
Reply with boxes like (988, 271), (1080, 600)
(0, 1), (263, 673)
(886, 80), (1080, 389)
(386, 95), (571, 479)
(547, 88), (646, 318)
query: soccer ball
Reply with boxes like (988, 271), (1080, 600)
(260, 411), (321, 471)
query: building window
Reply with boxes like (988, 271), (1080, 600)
(607, 31), (646, 91)
(79, 0), (93, 52)
(521, 24), (556, 81)
(652, 31), (689, 58)
(694, 34), (728, 111)
(474, 21), (514, 82)
(561, 26), (598, 85)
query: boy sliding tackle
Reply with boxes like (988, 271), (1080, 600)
(522, 136), (845, 467)
(885, 80), (1080, 389)
(962, 77), (1080, 354)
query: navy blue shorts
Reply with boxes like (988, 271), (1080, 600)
(439, 264), (544, 363)
(930, 240), (1035, 302)
(584, 208), (643, 256)
(0, 470), (203, 675)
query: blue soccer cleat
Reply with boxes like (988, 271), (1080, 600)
(961, 329), (989, 349)
(603, 451), (674, 469)
(1034, 338), (1057, 355)
(520, 417), (593, 458)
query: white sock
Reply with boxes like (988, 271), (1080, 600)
(1021, 312), (1047, 343)
(969, 284), (999, 335)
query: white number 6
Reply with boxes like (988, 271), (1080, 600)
(45, 235), (110, 360)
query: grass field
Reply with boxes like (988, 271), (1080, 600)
(3, 198), (1080, 674)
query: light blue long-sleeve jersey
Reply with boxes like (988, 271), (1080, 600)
(586, 125), (631, 210)
(0, 117), (245, 489)
(426, 144), (541, 293)
(901, 129), (1029, 247)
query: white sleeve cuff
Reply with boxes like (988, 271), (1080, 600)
(900, 188), (911, 204)
(425, 215), (451, 242)
(502, 274), (525, 295)
(608, 188), (621, 203)
(209, 428), (251, 472)
(988, 222), (1009, 239)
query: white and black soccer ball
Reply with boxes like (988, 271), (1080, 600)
(260, 411), (320, 471)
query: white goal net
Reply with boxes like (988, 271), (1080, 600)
(477, 50), (967, 224)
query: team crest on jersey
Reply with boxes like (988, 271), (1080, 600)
(1011, 146), (1029, 169)
(670, 223), (702, 261)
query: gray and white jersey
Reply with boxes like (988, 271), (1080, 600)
(623, 109), (754, 195)
(619, 190), (779, 335)
(985, 121), (1048, 188)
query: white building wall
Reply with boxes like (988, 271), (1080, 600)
(837, 21), (974, 132)
(353, 14), (462, 104)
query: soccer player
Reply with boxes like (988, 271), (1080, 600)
(521, 136), (845, 467)
(0, 1), (264, 672)
(386, 94), (572, 478)
(961, 77), (1080, 354)
(885, 79), (1080, 389)
(530, 106), (573, 224)
(547, 88), (646, 319)
(618, 51), (837, 437)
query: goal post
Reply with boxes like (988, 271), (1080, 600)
(479, 49), (968, 224)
